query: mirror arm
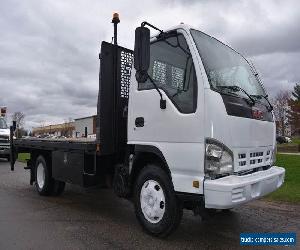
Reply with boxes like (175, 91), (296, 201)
(147, 75), (166, 109)
(147, 75), (163, 100)
(134, 22), (166, 109)
(141, 21), (163, 34)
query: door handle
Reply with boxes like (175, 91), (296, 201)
(135, 117), (144, 127)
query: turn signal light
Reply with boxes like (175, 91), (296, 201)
(193, 181), (200, 188)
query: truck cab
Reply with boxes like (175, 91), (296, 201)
(129, 23), (284, 226)
(0, 117), (10, 161)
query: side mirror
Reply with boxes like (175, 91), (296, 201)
(134, 26), (150, 83)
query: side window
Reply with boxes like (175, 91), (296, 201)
(139, 34), (197, 113)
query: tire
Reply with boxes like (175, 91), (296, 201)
(6, 155), (10, 162)
(134, 164), (183, 238)
(35, 155), (54, 196)
(52, 180), (66, 196)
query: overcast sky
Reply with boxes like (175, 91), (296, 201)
(0, 0), (299, 129)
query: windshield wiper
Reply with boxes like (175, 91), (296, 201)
(250, 94), (273, 112)
(216, 85), (255, 106)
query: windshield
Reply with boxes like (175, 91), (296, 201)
(0, 118), (8, 129)
(190, 29), (266, 97)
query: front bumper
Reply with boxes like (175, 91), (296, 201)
(204, 166), (285, 209)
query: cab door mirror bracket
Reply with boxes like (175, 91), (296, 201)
(134, 22), (166, 109)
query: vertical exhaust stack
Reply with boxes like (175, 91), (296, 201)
(112, 13), (120, 45)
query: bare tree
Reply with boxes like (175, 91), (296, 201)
(272, 90), (291, 136)
(11, 111), (25, 138)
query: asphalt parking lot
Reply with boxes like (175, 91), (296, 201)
(0, 159), (299, 250)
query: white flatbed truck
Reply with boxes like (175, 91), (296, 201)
(10, 15), (285, 237)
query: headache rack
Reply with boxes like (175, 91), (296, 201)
(97, 42), (133, 157)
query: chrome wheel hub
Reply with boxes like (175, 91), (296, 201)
(140, 180), (166, 224)
(37, 163), (45, 189)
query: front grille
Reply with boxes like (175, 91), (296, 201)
(238, 153), (246, 166)
(236, 148), (272, 171)
(0, 139), (9, 143)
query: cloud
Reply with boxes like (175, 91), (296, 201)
(0, 0), (299, 129)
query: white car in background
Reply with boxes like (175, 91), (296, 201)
(285, 137), (292, 143)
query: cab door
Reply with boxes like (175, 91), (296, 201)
(128, 29), (205, 194)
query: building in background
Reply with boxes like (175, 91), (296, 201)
(32, 122), (75, 137)
(32, 115), (96, 138)
(74, 115), (96, 138)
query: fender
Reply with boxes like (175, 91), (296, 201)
(130, 144), (172, 182)
(134, 144), (167, 165)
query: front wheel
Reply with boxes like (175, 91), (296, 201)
(134, 164), (182, 238)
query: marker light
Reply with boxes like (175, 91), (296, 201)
(193, 181), (199, 188)
(112, 12), (120, 23)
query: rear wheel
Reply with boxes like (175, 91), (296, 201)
(35, 155), (54, 196)
(134, 164), (182, 238)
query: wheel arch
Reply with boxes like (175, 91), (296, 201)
(130, 145), (172, 192)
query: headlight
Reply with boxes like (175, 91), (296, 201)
(205, 138), (233, 178)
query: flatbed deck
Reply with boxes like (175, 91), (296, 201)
(13, 137), (97, 151)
